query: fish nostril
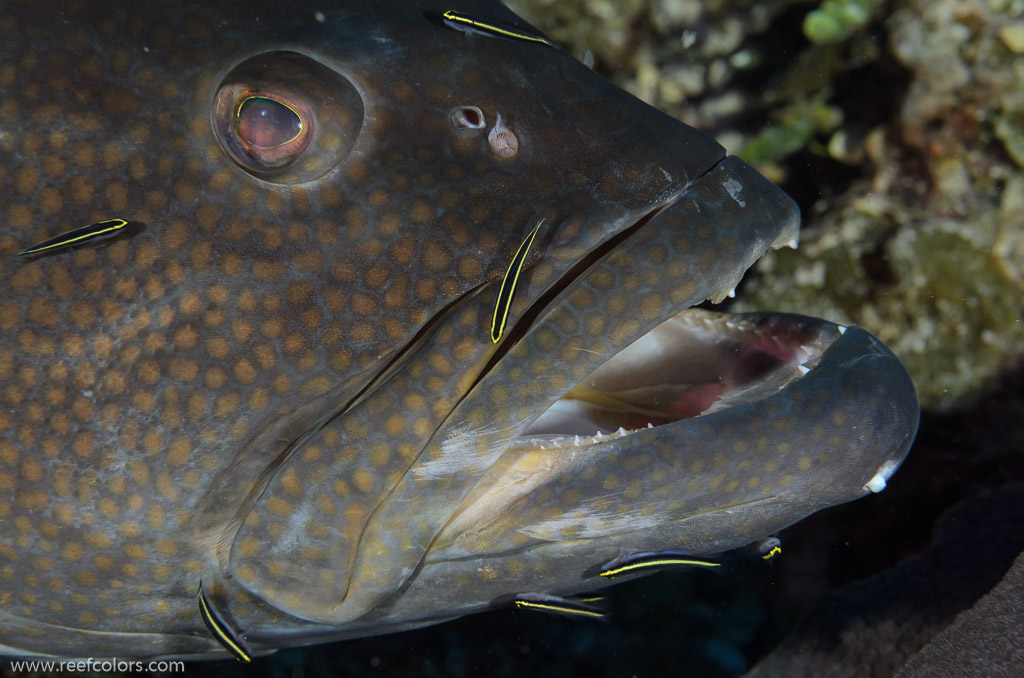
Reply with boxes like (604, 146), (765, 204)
(451, 105), (486, 129)
(488, 113), (519, 158)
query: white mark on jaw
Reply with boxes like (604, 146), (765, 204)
(414, 424), (503, 480)
(582, 47), (595, 69)
(522, 503), (674, 540)
(864, 459), (902, 493)
(864, 473), (887, 493)
(722, 177), (746, 207)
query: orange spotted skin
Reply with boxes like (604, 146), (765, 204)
(0, 0), (918, 660)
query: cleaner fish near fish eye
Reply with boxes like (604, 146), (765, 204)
(0, 0), (918, 661)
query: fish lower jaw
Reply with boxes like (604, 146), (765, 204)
(515, 307), (839, 451)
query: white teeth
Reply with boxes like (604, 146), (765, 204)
(727, 287), (736, 298)
(787, 238), (799, 249)
(838, 325), (848, 335)
(529, 428), (638, 451)
(798, 365), (810, 375)
(647, 422), (654, 429)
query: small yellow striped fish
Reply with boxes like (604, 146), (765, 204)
(17, 218), (128, 256)
(599, 551), (722, 579)
(442, 10), (554, 47)
(757, 537), (782, 561)
(513, 592), (607, 619)
(491, 218), (544, 343)
(197, 581), (252, 662)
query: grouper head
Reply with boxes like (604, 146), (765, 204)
(0, 0), (919, 659)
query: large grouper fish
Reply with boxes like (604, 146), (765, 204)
(0, 0), (919, 660)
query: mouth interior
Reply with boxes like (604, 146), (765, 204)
(520, 309), (832, 443)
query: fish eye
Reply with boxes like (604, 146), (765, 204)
(212, 51), (363, 184)
(237, 96), (303, 149)
(220, 91), (313, 171)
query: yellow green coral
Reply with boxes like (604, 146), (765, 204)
(803, 0), (884, 44)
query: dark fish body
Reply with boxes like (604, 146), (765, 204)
(0, 0), (918, 659)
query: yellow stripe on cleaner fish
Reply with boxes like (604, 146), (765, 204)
(442, 10), (554, 47)
(599, 552), (722, 579)
(17, 218), (128, 256)
(197, 581), (252, 662)
(491, 217), (544, 343)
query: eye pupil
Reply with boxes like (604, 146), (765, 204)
(237, 96), (302, 148)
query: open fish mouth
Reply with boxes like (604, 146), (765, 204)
(427, 299), (917, 567)
(411, 163), (918, 590)
(521, 307), (832, 447)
